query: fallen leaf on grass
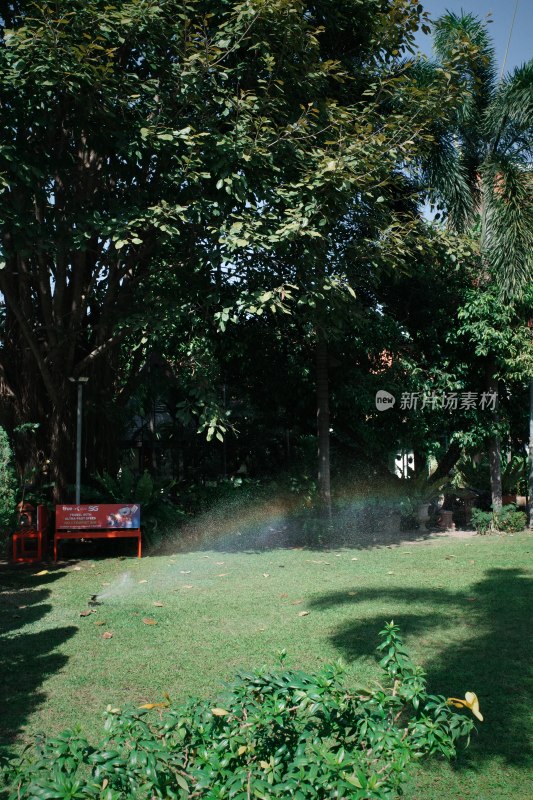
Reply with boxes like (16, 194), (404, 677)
(143, 618), (157, 625)
(139, 701), (169, 710)
(215, 562), (225, 566)
(180, 570), (191, 574)
(347, 591), (358, 596)
(263, 573), (270, 578)
(79, 610), (95, 617)
(34, 570), (49, 576)
(291, 599), (304, 605)
(279, 593), (288, 598)
(139, 580), (148, 584)
(211, 708), (230, 716)
(387, 571), (395, 575)
(298, 611), (310, 617)
(94, 621), (106, 626)
(102, 632), (113, 639)
(182, 584), (194, 589)
(217, 573), (228, 577)
(351, 558), (359, 561)
(153, 601), (164, 607)
(72, 566), (82, 571)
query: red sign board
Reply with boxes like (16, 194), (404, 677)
(56, 504), (141, 530)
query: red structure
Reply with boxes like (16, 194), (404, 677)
(54, 503), (142, 561)
(12, 503), (48, 563)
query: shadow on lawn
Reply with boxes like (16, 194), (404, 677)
(310, 567), (532, 768)
(0, 566), (77, 754)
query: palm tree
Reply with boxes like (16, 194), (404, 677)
(423, 12), (533, 512)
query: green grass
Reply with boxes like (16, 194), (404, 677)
(1, 531), (532, 799)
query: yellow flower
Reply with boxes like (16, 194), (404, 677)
(447, 691), (483, 721)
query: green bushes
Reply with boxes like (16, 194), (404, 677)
(471, 505), (527, 534)
(0, 425), (17, 540)
(2, 623), (478, 800)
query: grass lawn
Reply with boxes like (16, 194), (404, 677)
(1, 530), (531, 799)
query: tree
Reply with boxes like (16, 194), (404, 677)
(422, 12), (533, 510)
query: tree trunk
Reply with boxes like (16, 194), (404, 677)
(488, 434), (502, 512)
(486, 374), (502, 512)
(316, 334), (331, 515)
(432, 441), (462, 481)
(529, 378), (533, 529)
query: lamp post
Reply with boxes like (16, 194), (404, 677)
(69, 377), (89, 504)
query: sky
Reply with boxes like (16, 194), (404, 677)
(416, 0), (532, 74)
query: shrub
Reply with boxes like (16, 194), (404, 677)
(0, 426), (17, 539)
(471, 505), (527, 534)
(470, 507), (494, 534)
(2, 623), (478, 800)
(495, 505), (527, 533)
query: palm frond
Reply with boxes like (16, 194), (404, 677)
(432, 12), (496, 126)
(424, 135), (475, 231)
(485, 59), (533, 153)
(481, 156), (533, 299)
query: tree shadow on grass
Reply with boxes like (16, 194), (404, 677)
(309, 567), (532, 768)
(0, 566), (77, 755)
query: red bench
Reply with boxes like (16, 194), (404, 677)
(54, 504), (142, 561)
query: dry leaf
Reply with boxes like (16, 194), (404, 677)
(102, 631), (113, 639)
(153, 601), (164, 607)
(180, 570), (191, 574)
(347, 591), (358, 596)
(94, 621), (106, 626)
(102, 582), (110, 586)
(217, 573), (228, 577)
(263, 573), (270, 578)
(34, 570), (49, 576)
(211, 708), (229, 716)
(139, 579), (148, 584)
(102, 779), (109, 790)
(298, 610), (310, 617)
(238, 745), (247, 756)
(387, 571), (395, 575)
(182, 584), (194, 589)
(279, 592), (288, 598)
(351, 557), (359, 561)
(79, 610), (94, 617)
(139, 702), (169, 710)
(72, 566), (82, 571)
(215, 562), (225, 565)
(260, 761), (269, 769)
(143, 618), (157, 625)
(291, 599), (304, 605)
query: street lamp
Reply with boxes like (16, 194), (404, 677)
(69, 377), (89, 504)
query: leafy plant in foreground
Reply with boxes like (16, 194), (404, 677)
(2, 624), (479, 800)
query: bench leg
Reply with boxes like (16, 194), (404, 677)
(137, 534), (142, 558)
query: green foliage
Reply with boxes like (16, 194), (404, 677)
(0, 426), (17, 537)
(2, 623), (475, 800)
(470, 507), (494, 534)
(94, 468), (182, 544)
(495, 505), (527, 533)
(471, 505), (527, 534)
